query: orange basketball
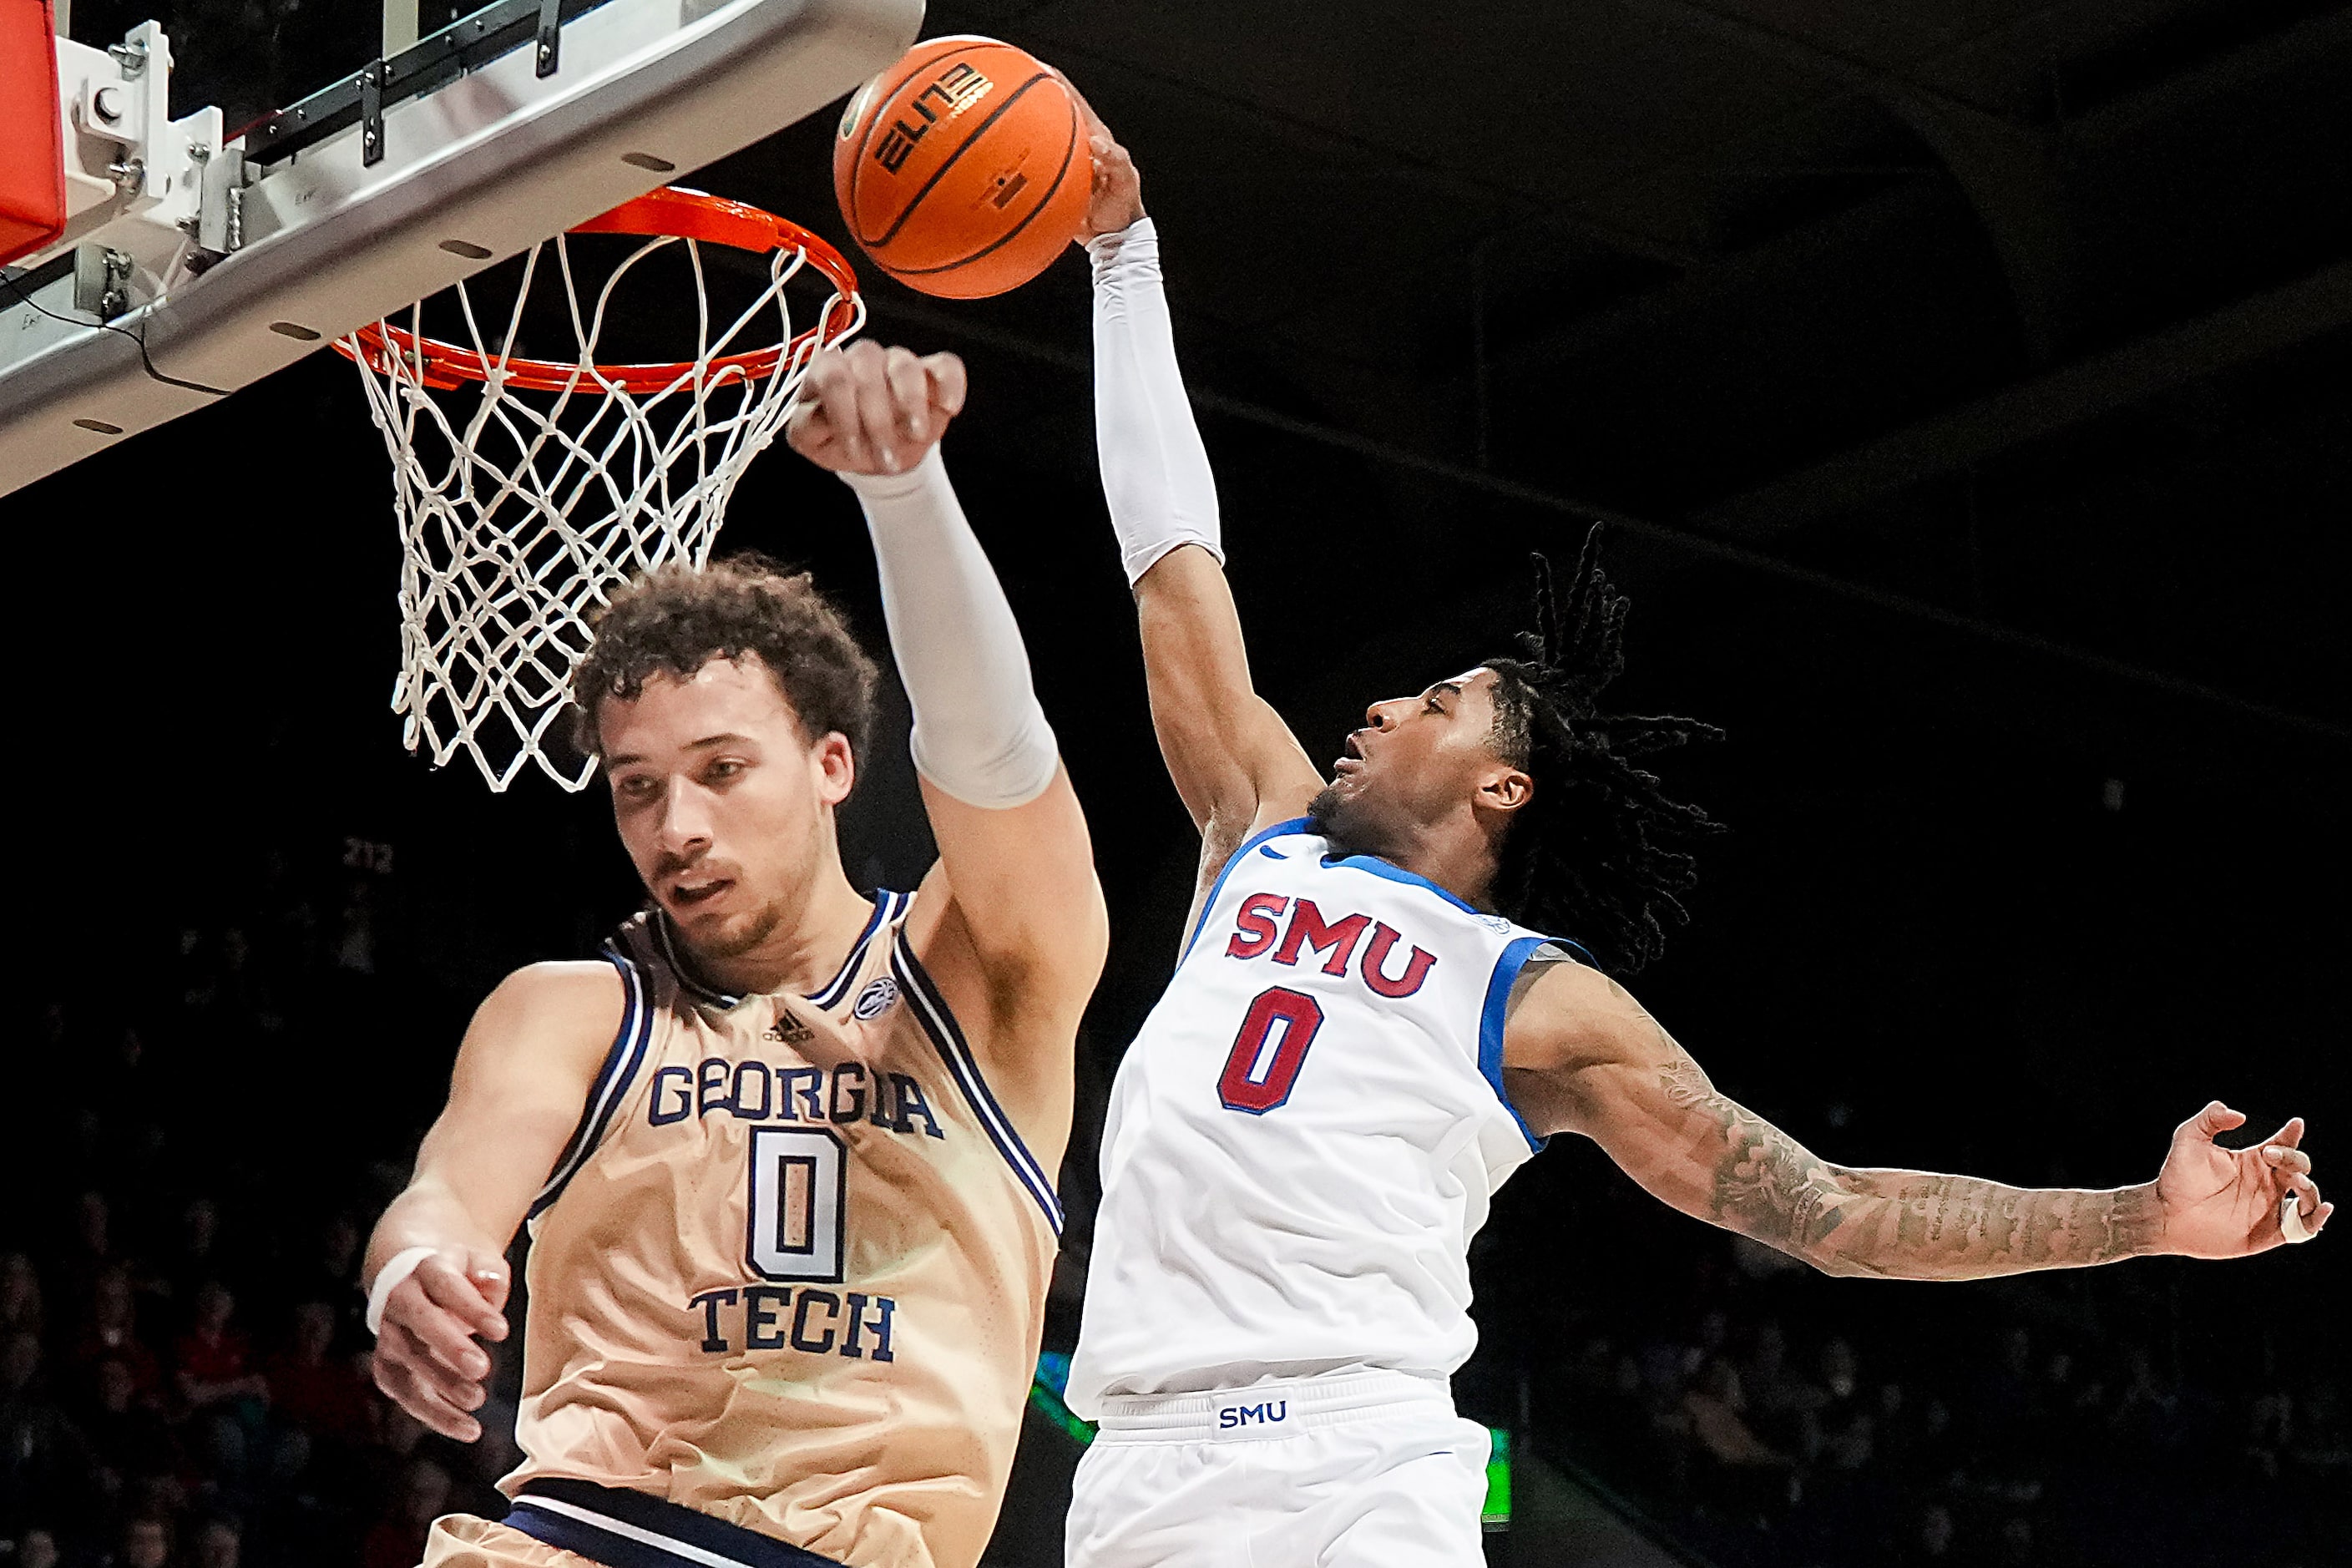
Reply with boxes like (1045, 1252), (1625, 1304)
(833, 36), (1091, 300)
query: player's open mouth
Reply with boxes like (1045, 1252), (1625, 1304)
(670, 878), (732, 909)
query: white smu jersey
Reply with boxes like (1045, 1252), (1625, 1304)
(1066, 818), (1581, 1416)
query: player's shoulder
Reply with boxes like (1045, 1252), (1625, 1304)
(488, 958), (626, 1003)
(471, 961), (629, 1050)
(1303, 841), (1531, 943)
(1500, 955), (1641, 1073)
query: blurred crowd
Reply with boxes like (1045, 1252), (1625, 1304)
(2, 858), (510, 1568)
(1510, 1203), (2351, 1567)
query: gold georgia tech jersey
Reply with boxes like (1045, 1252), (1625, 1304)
(503, 892), (1062, 1568)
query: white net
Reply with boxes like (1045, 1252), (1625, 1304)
(342, 208), (861, 791)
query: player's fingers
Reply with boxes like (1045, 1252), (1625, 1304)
(467, 1252), (513, 1325)
(386, 1298), (490, 1383)
(415, 1255), (507, 1341)
(812, 345), (877, 467)
(374, 1323), (481, 1408)
(384, 1338), (488, 1423)
(2279, 1182), (2327, 1244)
(802, 346), (850, 418)
(397, 1273), (496, 1375)
(2180, 1100), (2244, 1142)
(2261, 1116), (2306, 1151)
(786, 396), (841, 458)
(1091, 139), (1138, 204)
(1046, 66), (1105, 134)
(882, 345), (933, 443)
(2262, 1143), (2313, 1176)
(844, 343), (903, 472)
(375, 1353), (483, 1443)
(922, 352), (967, 418)
(790, 361), (845, 443)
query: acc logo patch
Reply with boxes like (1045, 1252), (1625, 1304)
(852, 977), (902, 1021)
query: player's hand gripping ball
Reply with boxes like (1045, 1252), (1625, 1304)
(834, 36), (1092, 298)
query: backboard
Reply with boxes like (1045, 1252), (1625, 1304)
(0, 0), (921, 497)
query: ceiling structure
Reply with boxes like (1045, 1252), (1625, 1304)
(65, 0), (2347, 744)
(766, 0), (2350, 745)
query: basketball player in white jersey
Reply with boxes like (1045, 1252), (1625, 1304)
(359, 341), (1108, 1568)
(1061, 120), (2330, 1568)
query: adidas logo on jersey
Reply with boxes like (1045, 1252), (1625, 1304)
(764, 1009), (814, 1045)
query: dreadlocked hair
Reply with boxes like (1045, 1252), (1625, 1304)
(1481, 527), (1722, 974)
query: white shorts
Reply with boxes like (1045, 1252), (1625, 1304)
(1065, 1370), (1490, 1568)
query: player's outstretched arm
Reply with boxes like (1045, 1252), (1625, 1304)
(364, 962), (621, 1439)
(1502, 960), (2329, 1278)
(787, 344), (1106, 1152)
(1079, 115), (1323, 864)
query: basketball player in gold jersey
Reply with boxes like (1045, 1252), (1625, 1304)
(361, 341), (1107, 1568)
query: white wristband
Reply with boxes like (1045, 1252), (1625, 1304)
(365, 1246), (438, 1335)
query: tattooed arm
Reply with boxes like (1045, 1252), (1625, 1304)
(1500, 959), (2330, 1279)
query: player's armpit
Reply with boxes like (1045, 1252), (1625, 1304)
(1495, 958), (1667, 1139)
(1132, 544), (1326, 842)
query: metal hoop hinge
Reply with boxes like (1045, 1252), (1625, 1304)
(359, 62), (386, 166)
(535, 0), (564, 77)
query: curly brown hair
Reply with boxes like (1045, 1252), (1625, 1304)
(569, 554), (880, 766)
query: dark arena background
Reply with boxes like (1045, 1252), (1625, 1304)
(4, 3), (2348, 1566)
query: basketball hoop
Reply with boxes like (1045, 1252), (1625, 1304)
(339, 187), (862, 792)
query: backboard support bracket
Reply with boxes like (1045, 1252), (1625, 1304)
(0, 0), (927, 495)
(359, 61), (386, 166)
(537, 0), (565, 77)
(245, 0), (617, 169)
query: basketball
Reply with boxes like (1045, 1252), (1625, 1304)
(833, 36), (1091, 300)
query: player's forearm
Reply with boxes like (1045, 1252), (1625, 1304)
(1134, 547), (1287, 823)
(1817, 1168), (2164, 1279)
(1662, 1065), (2164, 1279)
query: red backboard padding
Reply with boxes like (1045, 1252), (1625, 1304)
(1, 1), (68, 267)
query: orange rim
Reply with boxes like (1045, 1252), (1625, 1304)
(336, 188), (860, 394)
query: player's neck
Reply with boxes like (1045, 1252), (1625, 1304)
(684, 862), (877, 999)
(1356, 816), (1502, 915)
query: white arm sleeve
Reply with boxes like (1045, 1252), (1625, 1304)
(843, 453), (1060, 810)
(1089, 216), (1225, 584)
